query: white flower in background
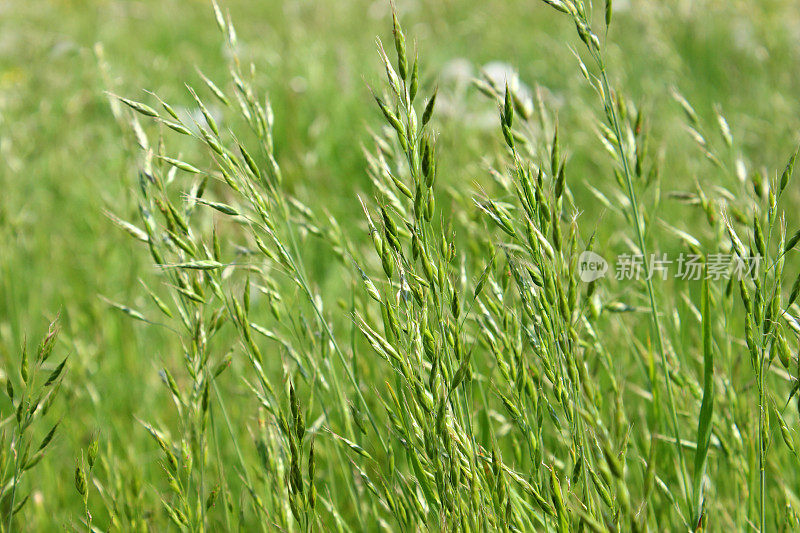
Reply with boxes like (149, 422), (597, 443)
(440, 57), (475, 86)
(438, 58), (534, 131)
(481, 61), (531, 102)
(615, 0), (631, 12)
(481, 61), (534, 117)
(437, 58), (481, 125)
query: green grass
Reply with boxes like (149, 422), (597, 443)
(2, 0), (800, 530)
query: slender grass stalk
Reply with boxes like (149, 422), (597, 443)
(594, 55), (692, 519)
(63, 0), (800, 530)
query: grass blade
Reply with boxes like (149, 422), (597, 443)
(692, 275), (714, 525)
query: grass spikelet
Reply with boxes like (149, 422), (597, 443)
(10, 1), (800, 530)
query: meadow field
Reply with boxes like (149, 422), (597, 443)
(2, 0), (800, 530)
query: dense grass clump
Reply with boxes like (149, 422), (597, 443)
(3, 0), (800, 530)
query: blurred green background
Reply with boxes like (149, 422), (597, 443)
(1, 0), (799, 527)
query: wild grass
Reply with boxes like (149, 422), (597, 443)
(2, 0), (800, 530)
